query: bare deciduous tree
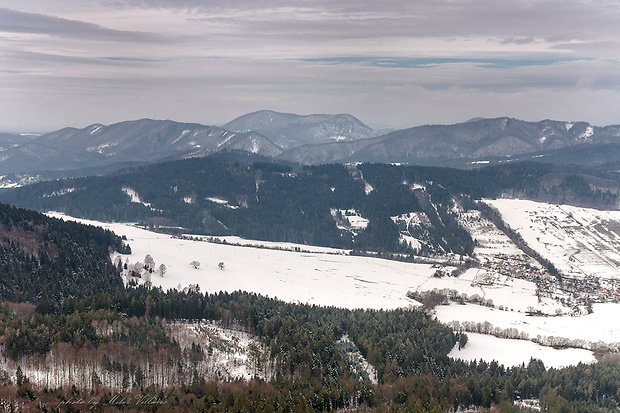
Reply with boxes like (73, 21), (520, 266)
(144, 254), (155, 273)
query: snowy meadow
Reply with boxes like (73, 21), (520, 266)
(48, 202), (620, 368)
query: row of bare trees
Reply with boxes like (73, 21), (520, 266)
(447, 320), (620, 353)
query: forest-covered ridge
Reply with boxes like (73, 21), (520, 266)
(0, 155), (617, 256)
(0, 202), (129, 303)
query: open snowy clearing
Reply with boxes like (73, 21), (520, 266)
(428, 267), (562, 314)
(50, 213), (436, 310)
(58, 214), (555, 313)
(49, 213), (605, 367)
(436, 302), (620, 347)
(487, 199), (620, 279)
(449, 332), (596, 369)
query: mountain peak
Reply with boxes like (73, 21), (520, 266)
(223, 110), (379, 149)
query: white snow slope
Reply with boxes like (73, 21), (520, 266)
(487, 199), (620, 279)
(50, 213), (431, 310)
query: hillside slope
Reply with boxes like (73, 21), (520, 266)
(0, 203), (128, 302)
(1, 156), (617, 257)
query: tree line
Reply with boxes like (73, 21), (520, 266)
(2, 286), (620, 411)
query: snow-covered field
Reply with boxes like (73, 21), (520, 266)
(437, 302), (620, 350)
(50, 213), (434, 310)
(411, 267), (559, 314)
(49, 210), (618, 368)
(449, 332), (596, 368)
(487, 199), (620, 279)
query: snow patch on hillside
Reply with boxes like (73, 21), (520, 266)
(43, 187), (75, 198)
(251, 137), (259, 153)
(391, 212), (434, 251)
(336, 335), (378, 384)
(206, 197), (239, 209)
(356, 170), (373, 195)
(168, 321), (272, 381)
(122, 187), (151, 208)
(171, 129), (191, 145)
(86, 142), (117, 154)
(89, 125), (103, 134)
(581, 126), (594, 139)
(331, 208), (369, 232)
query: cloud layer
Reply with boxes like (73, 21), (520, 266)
(1, 1), (619, 131)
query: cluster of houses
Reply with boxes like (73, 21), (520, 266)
(473, 252), (620, 308)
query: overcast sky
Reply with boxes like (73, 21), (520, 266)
(1, 0), (620, 132)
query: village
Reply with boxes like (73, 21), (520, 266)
(434, 202), (620, 315)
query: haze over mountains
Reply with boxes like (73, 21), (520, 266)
(280, 117), (620, 166)
(223, 110), (381, 149)
(1, 111), (620, 187)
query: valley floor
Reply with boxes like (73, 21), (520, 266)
(48, 200), (620, 369)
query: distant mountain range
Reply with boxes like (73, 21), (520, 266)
(0, 119), (279, 175)
(0, 132), (29, 152)
(1, 113), (620, 187)
(276, 117), (620, 166)
(0, 112), (379, 182)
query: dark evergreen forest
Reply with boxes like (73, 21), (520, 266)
(2, 287), (620, 412)
(0, 203), (129, 303)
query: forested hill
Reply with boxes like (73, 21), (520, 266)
(0, 203), (129, 303)
(0, 155), (617, 255)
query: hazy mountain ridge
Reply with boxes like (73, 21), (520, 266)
(0, 132), (30, 152)
(223, 110), (380, 149)
(2, 114), (620, 184)
(0, 119), (281, 174)
(0, 112), (378, 179)
(278, 117), (620, 165)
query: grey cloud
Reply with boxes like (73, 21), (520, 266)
(500, 37), (537, 45)
(2, 0), (620, 132)
(109, 0), (620, 44)
(550, 41), (620, 55)
(0, 7), (169, 43)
